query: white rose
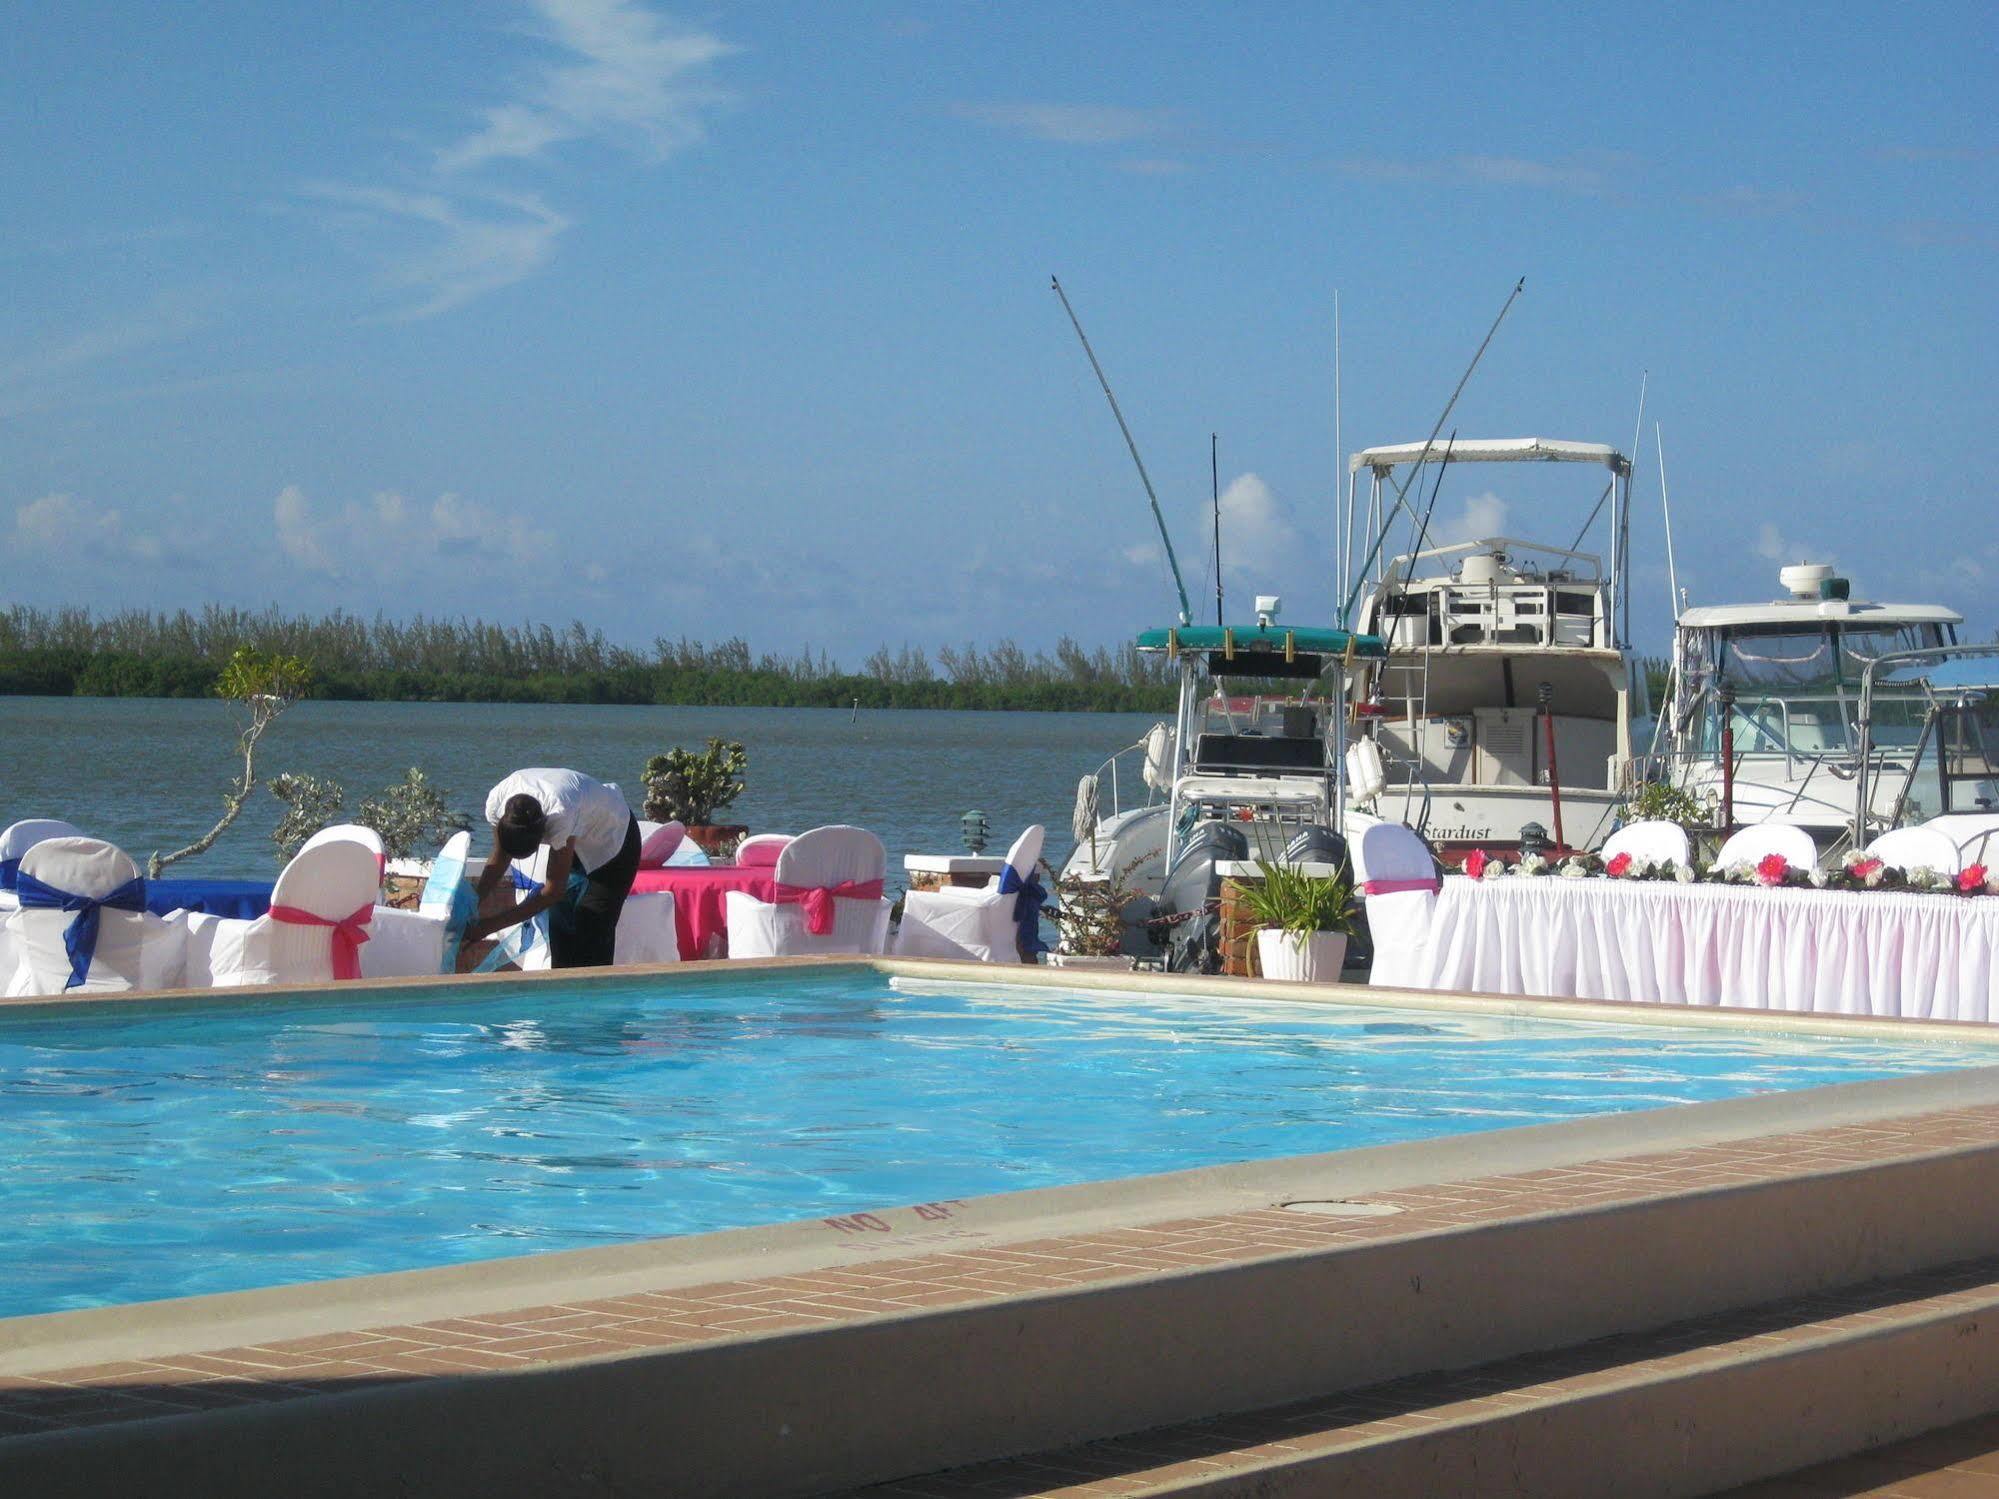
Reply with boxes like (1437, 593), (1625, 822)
(1481, 859), (1506, 881)
(1517, 853), (1548, 875)
(1561, 860), (1589, 879)
(1809, 868), (1829, 888)
(1986, 872), (1999, 895)
(1864, 866), (1884, 888)
(1674, 862), (1695, 883)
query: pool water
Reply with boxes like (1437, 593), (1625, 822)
(2, 972), (1986, 1317)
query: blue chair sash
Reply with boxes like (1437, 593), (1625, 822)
(997, 866), (1049, 957)
(0, 857), (18, 893)
(16, 871), (147, 991)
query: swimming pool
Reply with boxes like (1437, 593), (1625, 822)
(3, 969), (1987, 1318)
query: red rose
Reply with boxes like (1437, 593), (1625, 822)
(1755, 852), (1791, 887)
(1959, 864), (1989, 894)
(1606, 851), (1633, 877)
(1464, 849), (1488, 879)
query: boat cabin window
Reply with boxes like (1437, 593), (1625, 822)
(1691, 622), (1949, 757)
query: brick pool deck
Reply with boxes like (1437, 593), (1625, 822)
(9, 1094), (1999, 1481)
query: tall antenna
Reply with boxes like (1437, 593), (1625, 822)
(1334, 290), (1346, 603)
(1657, 421), (1681, 618)
(1211, 432), (1224, 625)
(1621, 370), (1648, 647)
(1051, 275), (1193, 626)
(1340, 276), (1525, 625)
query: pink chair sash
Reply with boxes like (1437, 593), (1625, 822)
(1362, 877), (1442, 897)
(270, 902), (374, 979)
(771, 879), (885, 935)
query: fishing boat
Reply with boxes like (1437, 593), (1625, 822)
(1652, 563), (1969, 858)
(1339, 438), (1641, 859)
(1061, 604), (1385, 968)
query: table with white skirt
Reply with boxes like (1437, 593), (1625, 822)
(1406, 876), (1999, 1021)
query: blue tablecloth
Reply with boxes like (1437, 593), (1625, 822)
(144, 878), (274, 920)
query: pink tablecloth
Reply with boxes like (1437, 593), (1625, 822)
(631, 866), (778, 960)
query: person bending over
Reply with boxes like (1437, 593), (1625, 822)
(465, 768), (640, 968)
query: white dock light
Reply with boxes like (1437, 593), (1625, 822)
(1254, 595), (1280, 627)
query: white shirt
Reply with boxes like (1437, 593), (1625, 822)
(485, 769), (633, 872)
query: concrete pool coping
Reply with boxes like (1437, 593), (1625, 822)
(6, 954), (1999, 1379)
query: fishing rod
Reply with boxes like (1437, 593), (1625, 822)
(1339, 276), (1525, 626)
(1397, 432), (1458, 590)
(1211, 432), (1223, 626)
(1051, 275), (1193, 626)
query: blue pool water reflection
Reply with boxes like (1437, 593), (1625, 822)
(2, 971), (1985, 1316)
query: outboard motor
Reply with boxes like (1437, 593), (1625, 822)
(1283, 826), (1349, 870)
(1282, 826), (1372, 975)
(1156, 822), (1248, 973)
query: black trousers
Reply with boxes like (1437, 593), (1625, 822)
(549, 816), (641, 969)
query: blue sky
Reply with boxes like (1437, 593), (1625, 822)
(4, 1), (1993, 661)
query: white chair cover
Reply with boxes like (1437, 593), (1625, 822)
(1865, 826), (1964, 877)
(638, 820), (687, 867)
(734, 833), (793, 868)
(300, 823), (387, 883)
(1715, 823), (1819, 874)
(1354, 821), (1441, 990)
(0, 818), (84, 910)
(725, 825), (888, 957)
(1601, 820), (1693, 870)
(214, 839), (382, 985)
(893, 823), (1046, 964)
(5, 837), (185, 996)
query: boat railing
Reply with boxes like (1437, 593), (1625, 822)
(1086, 737), (1159, 822)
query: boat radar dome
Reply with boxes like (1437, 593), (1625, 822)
(1254, 595), (1281, 626)
(1779, 563), (1835, 599)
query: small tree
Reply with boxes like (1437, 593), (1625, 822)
(152, 647), (313, 877)
(269, 772), (347, 865)
(356, 768), (467, 861)
(642, 739), (747, 825)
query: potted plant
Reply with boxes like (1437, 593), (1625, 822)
(642, 739), (749, 855)
(1045, 855), (1152, 969)
(1235, 860), (1359, 982)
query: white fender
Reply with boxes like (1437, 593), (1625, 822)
(1140, 723), (1175, 792)
(1346, 739), (1387, 806)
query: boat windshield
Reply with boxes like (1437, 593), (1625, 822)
(1684, 622), (1947, 757)
(1892, 692), (1999, 823)
(1189, 693), (1332, 775)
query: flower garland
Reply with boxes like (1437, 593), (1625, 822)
(1452, 847), (1999, 896)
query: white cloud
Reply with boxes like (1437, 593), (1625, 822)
(271, 485), (557, 582)
(1753, 521), (1836, 567)
(953, 102), (1172, 146)
(12, 492), (165, 562)
(1213, 472), (1301, 579)
(1434, 490), (1510, 546)
(275, 485), (340, 574)
(301, 2), (732, 318)
(302, 184), (571, 321)
(438, 0), (735, 171)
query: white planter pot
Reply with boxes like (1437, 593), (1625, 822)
(1254, 929), (1348, 982)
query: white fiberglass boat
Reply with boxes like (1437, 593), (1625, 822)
(1061, 606), (1386, 968)
(1653, 563), (1969, 858)
(1340, 438), (1640, 859)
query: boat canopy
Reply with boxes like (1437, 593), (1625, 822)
(1134, 624), (1386, 659)
(1349, 437), (1629, 476)
(1678, 599), (1963, 631)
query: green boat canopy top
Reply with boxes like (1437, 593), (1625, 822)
(1134, 623), (1387, 670)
